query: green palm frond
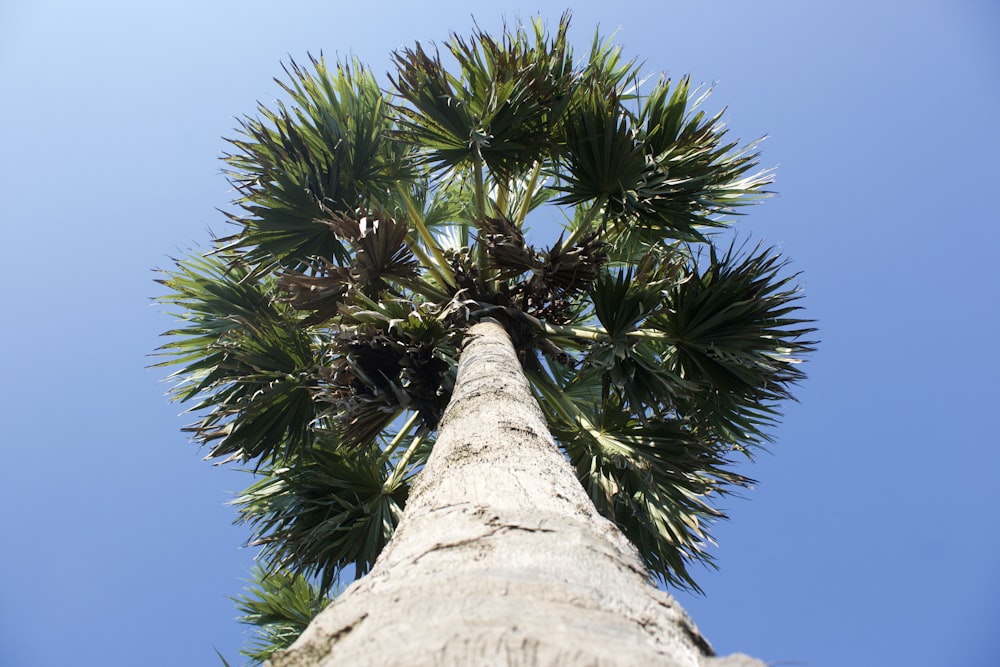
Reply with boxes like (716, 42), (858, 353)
(389, 39), (476, 172)
(155, 251), (323, 463)
(590, 263), (665, 337)
(235, 430), (426, 595)
(554, 85), (644, 218)
(556, 70), (771, 245)
(579, 25), (640, 96)
(233, 565), (335, 664)
(531, 370), (744, 591)
(418, 173), (477, 231)
(574, 416), (746, 592)
(632, 76), (773, 239)
(223, 55), (407, 271)
(156, 252), (273, 396)
(391, 14), (577, 179)
(655, 241), (816, 446)
(576, 248), (690, 415)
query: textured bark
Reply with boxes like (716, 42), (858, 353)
(268, 320), (762, 667)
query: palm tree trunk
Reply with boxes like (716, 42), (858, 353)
(268, 319), (757, 667)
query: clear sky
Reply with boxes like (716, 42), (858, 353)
(1, 1), (997, 665)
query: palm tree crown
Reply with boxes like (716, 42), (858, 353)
(156, 15), (814, 653)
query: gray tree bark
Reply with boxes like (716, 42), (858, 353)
(267, 319), (764, 667)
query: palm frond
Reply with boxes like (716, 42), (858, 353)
(626, 75), (773, 241)
(233, 564), (335, 664)
(234, 434), (422, 595)
(557, 72), (772, 245)
(531, 369), (745, 591)
(654, 241), (816, 446)
(580, 25), (641, 96)
(390, 14), (577, 179)
(223, 55), (407, 271)
(155, 251), (323, 463)
(554, 85), (647, 214)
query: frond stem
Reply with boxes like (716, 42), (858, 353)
(395, 275), (451, 302)
(397, 187), (457, 289)
(513, 161), (544, 227)
(386, 424), (427, 488)
(404, 234), (450, 290)
(471, 151), (493, 289)
(495, 179), (510, 220)
(526, 366), (607, 447)
(379, 410), (421, 466)
(565, 195), (608, 247)
(538, 322), (669, 341)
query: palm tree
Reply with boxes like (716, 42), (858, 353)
(157, 14), (813, 666)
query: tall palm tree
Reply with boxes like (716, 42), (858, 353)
(157, 14), (813, 666)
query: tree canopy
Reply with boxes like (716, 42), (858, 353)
(156, 13), (814, 660)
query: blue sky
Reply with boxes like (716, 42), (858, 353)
(1, 1), (997, 665)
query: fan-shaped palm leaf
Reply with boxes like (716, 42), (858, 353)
(223, 56), (408, 271)
(656, 241), (816, 446)
(235, 441), (413, 594)
(390, 13), (577, 179)
(156, 251), (323, 463)
(232, 564), (335, 664)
